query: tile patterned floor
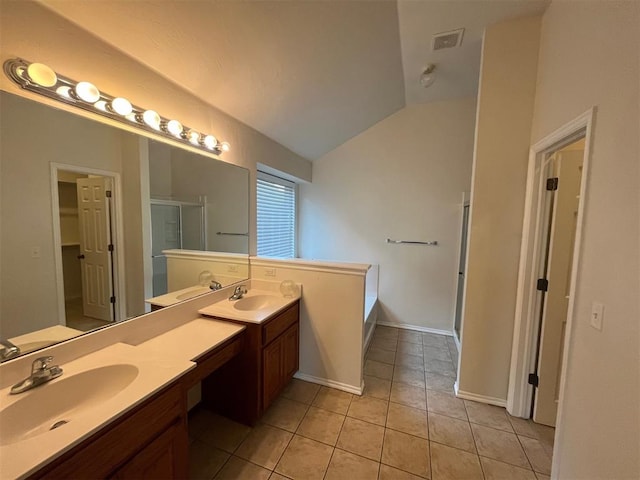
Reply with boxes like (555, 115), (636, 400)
(189, 326), (554, 479)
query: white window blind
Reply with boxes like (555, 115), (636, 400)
(257, 171), (296, 258)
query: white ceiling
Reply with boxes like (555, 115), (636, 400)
(42, 0), (547, 160)
(399, 0), (548, 105)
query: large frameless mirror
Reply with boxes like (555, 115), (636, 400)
(0, 91), (249, 362)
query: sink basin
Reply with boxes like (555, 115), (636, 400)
(0, 364), (138, 446)
(233, 295), (281, 311)
(198, 286), (299, 323)
(175, 286), (210, 300)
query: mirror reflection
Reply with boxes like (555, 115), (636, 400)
(0, 91), (249, 361)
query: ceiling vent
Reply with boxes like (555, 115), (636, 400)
(432, 28), (465, 51)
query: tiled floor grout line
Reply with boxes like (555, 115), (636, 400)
(514, 429), (538, 474)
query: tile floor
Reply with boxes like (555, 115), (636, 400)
(189, 326), (554, 479)
(65, 298), (112, 331)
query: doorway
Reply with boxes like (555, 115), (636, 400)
(52, 164), (125, 330)
(531, 140), (584, 426)
(507, 109), (594, 435)
(454, 201), (470, 342)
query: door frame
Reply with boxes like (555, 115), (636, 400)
(149, 198), (207, 251)
(50, 163), (127, 324)
(507, 107), (595, 422)
(452, 191), (471, 347)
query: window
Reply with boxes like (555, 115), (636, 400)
(257, 171), (296, 258)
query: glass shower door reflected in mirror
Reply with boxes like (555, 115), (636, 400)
(150, 200), (205, 296)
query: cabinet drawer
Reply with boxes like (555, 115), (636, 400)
(263, 302), (299, 346)
(183, 333), (244, 389)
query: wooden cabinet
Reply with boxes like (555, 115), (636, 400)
(112, 421), (184, 480)
(263, 323), (299, 408)
(263, 336), (284, 408)
(203, 301), (300, 425)
(30, 382), (188, 480)
(282, 323), (299, 379)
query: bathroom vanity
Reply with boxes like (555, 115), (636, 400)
(27, 330), (247, 480)
(0, 283), (299, 479)
(201, 300), (300, 424)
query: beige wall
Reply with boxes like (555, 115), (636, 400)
(120, 135), (148, 317)
(170, 149), (249, 254)
(0, 1), (312, 256)
(530, 1), (639, 477)
(299, 99), (477, 332)
(458, 15), (542, 402)
(148, 142), (250, 254)
(250, 258), (368, 392)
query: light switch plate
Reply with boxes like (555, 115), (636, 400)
(31, 246), (41, 258)
(590, 302), (604, 331)
(265, 268), (276, 277)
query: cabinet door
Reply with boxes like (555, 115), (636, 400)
(282, 323), (299, 380)
(263, 338), (283, 410)
(113, 422), (185, 480)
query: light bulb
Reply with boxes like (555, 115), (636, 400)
(111, 97), (133, 116)
(75, 81), (100, 102)
(220, 142), (230, 152)
(142, 110), (161, 130)
(187, 130), (200, 145)
(94, 100), (108, 112)
(27, 63), (58, 87)
(203, 135), (217, 150)
(167, 120), (183, 137)
(56, 86), (72, 99)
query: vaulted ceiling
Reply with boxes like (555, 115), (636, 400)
(42, 0), (547, 160)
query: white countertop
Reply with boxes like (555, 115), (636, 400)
(145, 284), (215, 307)
(198, 289), (300, 324)
(9, 325), (83, 355)
(138, 318), (245, 360)
(0, 317), (245, 479)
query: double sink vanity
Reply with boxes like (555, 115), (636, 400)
(0, 280), (301, 479)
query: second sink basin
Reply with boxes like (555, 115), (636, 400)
(233, 294), (282, 311)
(0, 364), (138, 446)
(199, 287), (299, 323)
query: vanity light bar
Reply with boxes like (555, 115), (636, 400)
(3, 58), (231, 155)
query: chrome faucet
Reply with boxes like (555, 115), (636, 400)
(10, 356), (63, 395)
(209, 280), (223, 291)
(229, 285), (248, 301)
(0, 339), (20, 361)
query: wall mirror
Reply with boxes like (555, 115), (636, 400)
(0, 91), (250, 362)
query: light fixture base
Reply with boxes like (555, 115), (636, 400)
(3, 58), (229, 156)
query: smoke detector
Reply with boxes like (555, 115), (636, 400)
(420, 64), (437, 88)
(432, 28), (465, 51)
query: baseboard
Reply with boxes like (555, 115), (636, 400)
(294, 372), (362, 395)
(376, 321), (453, 337)
(363, 318), (376, 353)
(455, 386), (507, 408)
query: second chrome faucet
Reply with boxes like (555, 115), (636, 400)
(229, 285), (248, 301)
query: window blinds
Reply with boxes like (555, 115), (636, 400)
(257, 171), (296, 258)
